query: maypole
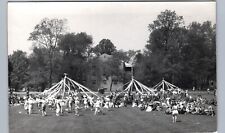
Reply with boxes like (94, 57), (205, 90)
(130, 52), (137, 94)
(120, 52), (155, 95)
(130, 72), (134, 94)
(62, 73), (67, 99)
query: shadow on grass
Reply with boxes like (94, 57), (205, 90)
(176, 120), (182, 122)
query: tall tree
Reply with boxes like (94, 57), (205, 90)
(28, 18), (67, 87)
(143, 10), (216, 89)
(58, 32), (93, 83)
(144, 10), (186, 85)
(26, 47), (61, 91)
(9, 50), (29, 91)
(58, 32), (92, 58)
(93, 39), (116, 55)
(181, 21), (216, 89)
(147, 10), (184, 51)
(146, 10), (184, 52)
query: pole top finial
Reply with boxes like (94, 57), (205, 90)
(64, 73), (68, 77)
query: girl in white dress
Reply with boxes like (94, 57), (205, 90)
(24, 97), (29, 114)
(94, 98), (102, 115)
(74, 96), (80, 116)
(83, 96), (89, 109)
(172, 103), (179, 123)
(89, 95), (94, 111)
(27, 96), (33, 115)
(56, 99), (61, 116)
(68, 96), (73, 112)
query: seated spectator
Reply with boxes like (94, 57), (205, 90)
(179, 106), (186, 114)
(156, 105), (162, 111)
(165, 107), (172, 114)
(206, 106), (215, 116)
(146, 104), (153, 112)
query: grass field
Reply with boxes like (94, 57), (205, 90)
(9, 107), (216, 133)
(9, 91), (217, 133)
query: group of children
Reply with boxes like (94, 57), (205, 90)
(21, 89), (216, 124)
(103, 90), (216, 123)
(23, 91), (110, 117)
(24, 96), (47, 116)
(130, 91), (216, 123)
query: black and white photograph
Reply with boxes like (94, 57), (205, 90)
(8, 2), (217, 133)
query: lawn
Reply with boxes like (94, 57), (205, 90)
(9, 105), (217, 133)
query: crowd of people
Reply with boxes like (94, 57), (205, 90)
(22, 90), (110, 116)
(132, 90), (216, 118)
(9, 93), (25, 105)
(10, 88), (216, 123)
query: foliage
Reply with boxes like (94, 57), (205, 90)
(28, 18), (67, 87)
(58, 32), (93, 84)
(8, 50), (29, 91)
(141, 10), (216, 90)
(181, 21), (216, 89)
(93, 39), (116, 55)
(8, 12), (216, 91)
(26, 47), (61, 91)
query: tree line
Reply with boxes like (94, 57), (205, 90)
(8, 10), (216, 92)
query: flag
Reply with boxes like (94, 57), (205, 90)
(128, 53), (138, 66)
(123, 52), (138, 72)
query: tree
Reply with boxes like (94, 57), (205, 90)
(58, 32), (92, 58)
(146, 10), (184, 52)
(58, 32), (93, 84)
(26, 47), (54, 91)
(148, 9), (184, 31)
(93, 39), (116, 55)
(28, 18), (67, 87)
(181, 21), (216, 89)
(144, 10), (186, 86)
(9, 50), (29, 91)
(143, 10), (216, 90)
(112, 50), (130, 63)
(8, 59), (13, 87)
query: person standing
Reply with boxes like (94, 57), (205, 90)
(89, 95), (94, 111)
(207, 88), (210, 94)
(41, 100), (47, 116)
(172, 102), (179, 123)
(24, 97), (29, 114)
(68, 95), (73, 112)
(94, 98), (102, 115)
(55, 97), (61, 116)
(27, 96), (33, 115)
(134, 92), (140, 106)
(83, 96), (89, 110)
(74, 96), (80, 116)
(192, 86), (195, 91)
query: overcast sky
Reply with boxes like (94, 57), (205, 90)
(8, 2), (216, 55)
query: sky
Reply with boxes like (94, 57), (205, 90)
(8, 2), (216, 55)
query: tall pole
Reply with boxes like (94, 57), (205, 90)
(62, 73), (68, 99)
(131, 66), (134, 93)
(131, 66), (134, 80)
